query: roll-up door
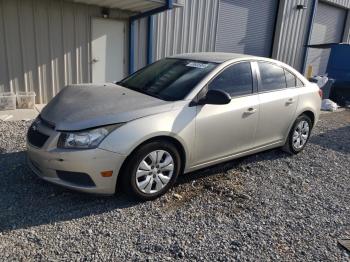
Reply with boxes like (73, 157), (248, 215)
(306, 2), (346, 76)
(215, 0), (278, 57)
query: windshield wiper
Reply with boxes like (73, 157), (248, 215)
(136, 88), (164, 100)
(117, 82), (166, 100)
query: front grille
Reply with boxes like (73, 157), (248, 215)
(56, 170), (96, 187)
(27, 128), (49, 148)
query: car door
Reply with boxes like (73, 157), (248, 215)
(254, 61), (299, 146)
(193, 62), (260, 165)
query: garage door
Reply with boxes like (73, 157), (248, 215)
(306, 2), (346, 76)
(215, 0), (278, 57)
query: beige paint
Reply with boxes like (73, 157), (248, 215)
(27, 54), (321, 195)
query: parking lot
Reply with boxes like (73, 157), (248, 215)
(0, 110), (349, 261)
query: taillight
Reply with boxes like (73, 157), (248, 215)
(318, 88), (323, 99)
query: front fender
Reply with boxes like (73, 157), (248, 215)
(98, 106), (196, 165)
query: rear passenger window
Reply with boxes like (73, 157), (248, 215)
(208, 62), (253, 97)
(258, 62), (286, 91)
(285, 69), (297, 88)
(296, 78), (304, 87)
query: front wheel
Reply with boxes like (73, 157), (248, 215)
(121, 141), (181, 200)
(283, 114), (312, 154)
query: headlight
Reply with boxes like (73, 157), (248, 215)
(58, 124), (123, 149)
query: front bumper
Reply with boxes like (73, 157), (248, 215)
(26, 120), (126, 195)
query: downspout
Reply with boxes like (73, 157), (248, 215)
(166, 0), (173, 10)
(129, 0), (174, 74)
(301, 0), (318, 74)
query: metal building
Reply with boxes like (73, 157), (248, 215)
(153, 0), (350, 73)
(305, 1), (348, 75)
(0, 0), (350, 103)
(0, 0), (180, 103)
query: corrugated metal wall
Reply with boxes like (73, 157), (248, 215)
(215, 0), (278, 57)
(273, 0), (350, 73)
(151, 0), (350, 73)
(152, 0), (219, 61)
(1, 0), (350, 104)
(0, 0), (131, 103)
(324, 0), (350, 8)
(272, 0), (313, 72)
(306, 1), (347, 75)
(134, 17), (148, 70)
(323, 0), (350, 43)
(343, 13), (350, 42)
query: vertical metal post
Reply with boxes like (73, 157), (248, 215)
(301, 0), (318, 74)
(147, 16), (154, 64)
(129, 0), (173, 74)
(129, 19), (136, 74)
(341, 10), (349, 42)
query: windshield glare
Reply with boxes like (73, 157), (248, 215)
(118, 58), (217, 101)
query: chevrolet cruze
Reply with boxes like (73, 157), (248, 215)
(27, 53), (321, 200)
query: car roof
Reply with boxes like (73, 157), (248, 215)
(170, 52), (255, 63)
(170, 52), (309, 86)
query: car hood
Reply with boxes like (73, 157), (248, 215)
(40, 83), (174, 131)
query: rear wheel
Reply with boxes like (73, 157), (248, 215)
(283, 114), (312, 154)
(121, 141), (181, 200)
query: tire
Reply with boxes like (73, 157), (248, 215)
(120, 140), (181, 200)
(283, 114), (312, 155)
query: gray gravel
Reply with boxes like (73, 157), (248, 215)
(0, 110), (349, 261)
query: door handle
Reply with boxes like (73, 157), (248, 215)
(245, 107), (257, 114)
(286, 98), (295, 105)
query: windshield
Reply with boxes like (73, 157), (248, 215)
(118, 58), (217, 101)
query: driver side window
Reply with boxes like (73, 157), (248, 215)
(208, 62), (253, 97)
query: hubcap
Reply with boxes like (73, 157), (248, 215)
(135, 150), (174, 194)
(292, 120), (310, 149)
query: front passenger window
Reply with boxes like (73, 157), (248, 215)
(208, 62), (253, 97)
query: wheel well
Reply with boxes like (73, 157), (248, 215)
(301, 111), (315, 126)
(116, 136), (187, 191)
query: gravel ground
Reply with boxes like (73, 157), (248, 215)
(0, 110), (349, 261)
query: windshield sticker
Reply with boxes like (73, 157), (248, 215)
(186, 62), (209, 69)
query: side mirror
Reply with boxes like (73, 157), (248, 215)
(198, 89), (231, 105)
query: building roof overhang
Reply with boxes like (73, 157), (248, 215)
(70, 0), (182, 13)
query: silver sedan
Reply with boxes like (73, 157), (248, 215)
(27, 52), (321, 200)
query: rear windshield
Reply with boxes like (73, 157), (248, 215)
(118, 58), (217, 101)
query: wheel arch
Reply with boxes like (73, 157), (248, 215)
(284, 109), (316, 144)
(301, 110), (315, 127)
(116, 135), (187, 191)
